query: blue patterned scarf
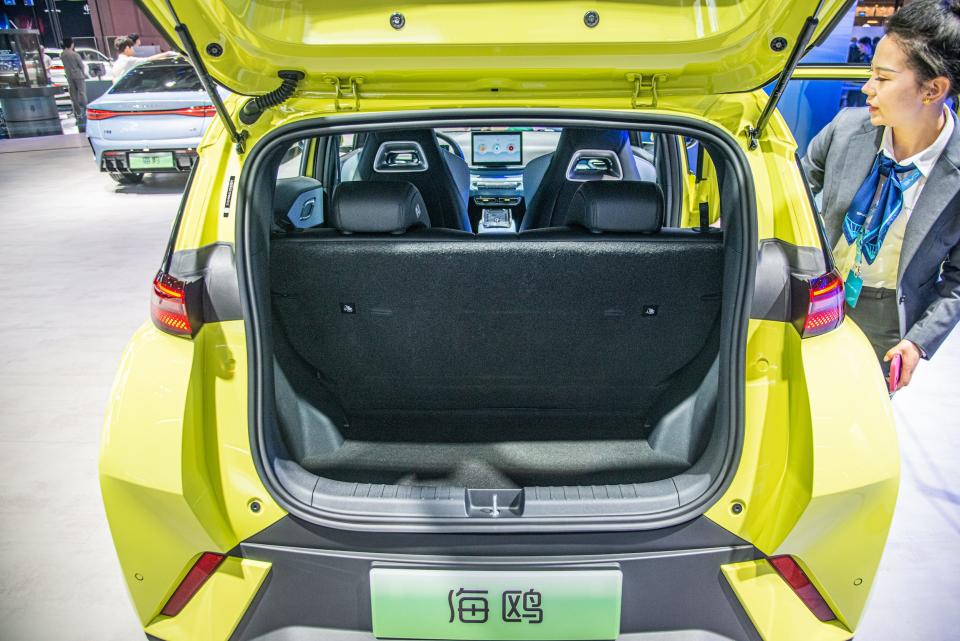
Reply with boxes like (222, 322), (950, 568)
(842, 154), (922, 264)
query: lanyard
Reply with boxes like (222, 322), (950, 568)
(852, 166), (922, 275)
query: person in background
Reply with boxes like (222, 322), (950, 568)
(59, 38), (88, 133)
(858, 36), (875, 63)
(40, 46), (52, 74)
(111, 37), (140, 82)
(111, 36), (170, 83)
(802, 0), (960, 391)
(848, 37), (863, 63)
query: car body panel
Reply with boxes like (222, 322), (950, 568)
(722, 559), (852, 641)
(140, 0), (851, 97)
(706, 319), (899, 630)
(99, 321), (285, 624)
(144, 557), (271, 641)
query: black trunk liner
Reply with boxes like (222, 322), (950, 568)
(302, 439), (689, 488)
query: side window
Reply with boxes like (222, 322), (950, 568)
(338, 134), (362, 182)
(277, 140), (308, 179)
(678, 137), (721, 229)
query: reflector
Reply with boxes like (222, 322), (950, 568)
(768, 555), (837, 622)
(160, 552), (226, 617)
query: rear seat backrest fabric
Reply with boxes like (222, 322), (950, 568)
(271, 232), (723, 420)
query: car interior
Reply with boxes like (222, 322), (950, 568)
(256, 123), (740, 517)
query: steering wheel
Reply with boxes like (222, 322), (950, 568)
(436, 132), (466, 161)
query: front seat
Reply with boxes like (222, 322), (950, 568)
(520, 128), (643, 231)
(353, 130), (472, 232)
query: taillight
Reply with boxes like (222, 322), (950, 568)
(802, 270), (844, 338)
(768, 555), (837, 622)
(151, 271), (194, 337)
(87, 108), (117, 120)
(160, 552), (225, 617)
(86, 106), (215, 120)
(50, 64), (64, 71)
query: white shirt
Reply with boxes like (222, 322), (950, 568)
(112, 54), (142, 82)
(834, 107), (955, 288)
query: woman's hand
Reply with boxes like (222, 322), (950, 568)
(884, 340), (922, 391)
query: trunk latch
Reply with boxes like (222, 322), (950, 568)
(467, 489), (524, 518)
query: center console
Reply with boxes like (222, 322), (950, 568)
(470, 173), (524, 233)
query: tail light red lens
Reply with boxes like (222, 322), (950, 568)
(87, 105), (215, 120)
(768, 555), (837, 622)
(160, 552), (226, 617)
(86, 108), (117, 120)
(50, 64), (64, 71)
(151, 271), (193, 337)
(802, 270), (845, 338)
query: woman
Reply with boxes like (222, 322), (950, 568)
(803, 0), (960, 391)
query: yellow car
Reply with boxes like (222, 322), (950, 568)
(100, 2), (898, 640)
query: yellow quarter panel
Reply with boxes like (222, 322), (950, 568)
(709, 319), (899, 630)
(100, 321), (284, 625)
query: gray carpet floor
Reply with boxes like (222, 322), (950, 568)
(303, 439), (689, 488)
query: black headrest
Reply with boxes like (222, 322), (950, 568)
(330, 181), (430, 234)
(566, 181), (663, 233)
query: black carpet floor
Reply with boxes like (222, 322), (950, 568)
(302, 439), (689, 488)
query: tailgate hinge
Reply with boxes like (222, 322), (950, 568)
(628, 73), (666, 109)
(323, 75), (365, 112)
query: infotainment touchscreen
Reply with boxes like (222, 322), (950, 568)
(471, 132), (522, 166)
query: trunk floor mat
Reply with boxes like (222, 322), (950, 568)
(302, 439), (688, 488)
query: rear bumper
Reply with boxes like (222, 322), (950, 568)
(225, 542), (764, 641)
(87, 135), (202, 172)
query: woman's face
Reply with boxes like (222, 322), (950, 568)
(861, 35), (930, 128)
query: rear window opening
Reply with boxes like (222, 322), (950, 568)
(238, 113), (755, 531)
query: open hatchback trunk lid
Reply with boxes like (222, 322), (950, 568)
(140, 0), (851, 98)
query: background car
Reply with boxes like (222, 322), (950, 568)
(85, 54), (215, 184)
(46, 47), (113, 107)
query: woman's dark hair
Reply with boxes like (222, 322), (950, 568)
(115, 37), (134, 54)
(885, 0), (960, 97)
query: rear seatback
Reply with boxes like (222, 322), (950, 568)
(271, 181), (723, 420)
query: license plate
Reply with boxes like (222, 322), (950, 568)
(370, 568), (622, 640)
(127, 151), (175, 170)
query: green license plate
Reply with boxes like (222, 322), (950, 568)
(370, 567), (622, 640)
(128, 151), (175, 170)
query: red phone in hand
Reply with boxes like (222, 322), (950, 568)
(888, 353), (902, 393)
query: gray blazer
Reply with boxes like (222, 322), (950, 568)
(802, 107), (960, 358)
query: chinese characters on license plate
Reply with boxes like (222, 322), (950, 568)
(370, 568), (622, 640)
(449, 587), (543, 624)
